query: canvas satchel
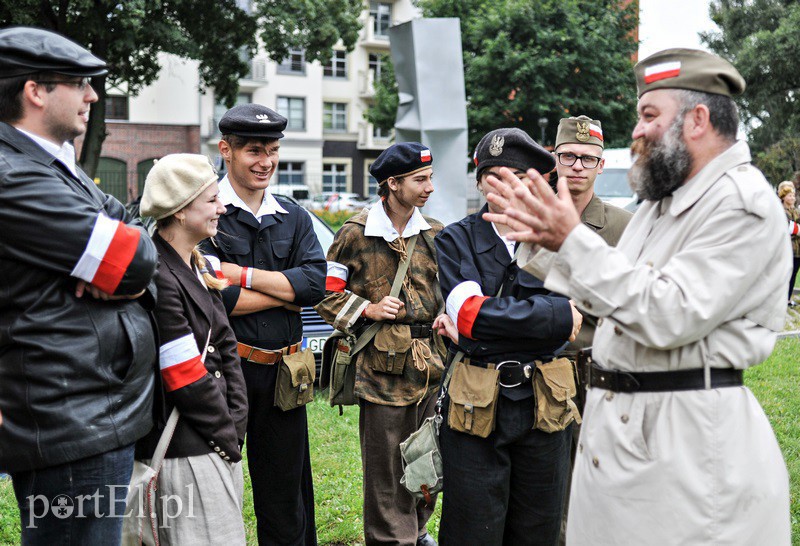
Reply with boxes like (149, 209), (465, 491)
(122, 330), (211, 546)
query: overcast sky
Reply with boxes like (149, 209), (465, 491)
(638, 0), (719, 59)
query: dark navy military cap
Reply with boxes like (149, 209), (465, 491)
(0, 27), (107, 78)
(218, 103), (288, 139)
(370, 142), (433, 183)
(473, 128), (555, 178)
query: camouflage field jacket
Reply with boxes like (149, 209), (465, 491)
(315, 209), (445, 406)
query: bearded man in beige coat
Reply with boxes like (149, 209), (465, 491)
(484, 48), (791, 545)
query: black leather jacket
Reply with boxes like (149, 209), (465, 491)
(0, 122), (158, 472)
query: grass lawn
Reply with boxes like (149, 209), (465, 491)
(1, 339), (798, 545)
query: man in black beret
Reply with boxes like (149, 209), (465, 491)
(486, 48), (791, 545)
(0, 27), (159, 544)
(200, 103), (326, 545)
(432, 127), (582, 545)
(315, 141), (445, 546)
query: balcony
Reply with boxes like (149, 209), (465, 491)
(361, 16), (391, 49)
(358, 121), (392, 150)
(358, 69), (377, 98)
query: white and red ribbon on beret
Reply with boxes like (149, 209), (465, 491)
(159, 333), (208, 392)
(446, 280), (488, 339)
(325, 261), (349, 292)
(421, 149), (432, 163)
(589, 123), (604, 141)
(644, 61), (682, 84)
(71, 213), (141, 294)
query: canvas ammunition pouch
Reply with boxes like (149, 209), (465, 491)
(321, 330), (358, 409)
(274, 348), (315, 411)
(367, 323), (413, 375)
(399, 415), (443, 505)
(447, 359), (500, 438)
(532, 357), (582, 433)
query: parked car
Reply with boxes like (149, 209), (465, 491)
(596, 148), (637, 210)
(273, 194), (335, 378)
(311, 192), (368, 212)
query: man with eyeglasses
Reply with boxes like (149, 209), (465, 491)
(551, 115), (631, 545)
(0, 27), (158, 544)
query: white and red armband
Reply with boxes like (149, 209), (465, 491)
(159, 333), (208, 392)
(70, 213), (141, 294)
(325, 261), (349, 293)
(446, 280), (489, 340)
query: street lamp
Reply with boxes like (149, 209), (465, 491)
(538, 117), (548, 146)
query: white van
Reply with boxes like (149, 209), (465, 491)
(596, 148), (638, 210)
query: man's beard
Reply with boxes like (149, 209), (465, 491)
(628, 115), (692, 201)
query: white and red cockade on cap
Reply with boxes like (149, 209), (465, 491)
(644, 61), (682, 84)
(589, 123), (603, 141)
(420, 149), (432, 162)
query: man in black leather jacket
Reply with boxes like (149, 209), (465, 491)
(0, 27), (158, 544)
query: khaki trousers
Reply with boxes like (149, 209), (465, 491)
(359, 395), (437, 546)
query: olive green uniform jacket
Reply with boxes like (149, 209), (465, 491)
(315, 208), (445, 406)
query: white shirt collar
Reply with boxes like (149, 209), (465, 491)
(364, 201), (432, 241)
(490, 222), (515, 259)
(218, 175), (288, 220)
(15, 127), (79, 179)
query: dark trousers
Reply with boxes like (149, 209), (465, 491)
(243, 360), (317, 546)
(789, 257), (800, 301)
(359, 396), (437, 546)
(12, 443), (134, 546)
(439, 394), (571, 546)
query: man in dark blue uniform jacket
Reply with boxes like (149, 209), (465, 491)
(201, 103), (325, 545)
(433, 128), (581, 545)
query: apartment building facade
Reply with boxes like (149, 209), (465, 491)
(85, 0), (418, 204)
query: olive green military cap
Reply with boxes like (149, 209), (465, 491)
(634, 48), (745, 98)
(555, 115), (604, 149)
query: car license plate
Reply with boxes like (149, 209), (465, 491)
(302, 335), (328, 353)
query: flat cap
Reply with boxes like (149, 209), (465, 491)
(556, 115), (604, 149)
(473, 128), (554, 176)
(370, 142), (432, 183)
(218, 103), (287, 139)
(0, 26), (107, 78)
(634, 48), (745, 98)
(141, 154), (218, 221)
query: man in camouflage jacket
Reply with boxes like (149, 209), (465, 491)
(315, 142), (443, 546)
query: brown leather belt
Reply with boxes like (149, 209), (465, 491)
(237, 341), (302, 365)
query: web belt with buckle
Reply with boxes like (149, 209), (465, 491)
(237, 341), (302, 365)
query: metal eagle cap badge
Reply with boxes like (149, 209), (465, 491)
(576, 121), (591, 142)
(489, 134), (504, 156)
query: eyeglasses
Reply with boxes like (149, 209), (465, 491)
(556, 152), (601, 169)
(35, 77), (92, 91)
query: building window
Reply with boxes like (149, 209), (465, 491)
(372, 125), (390, 140)
(277, 48), (306, 74)
(277, 97), (306, 131)
(322, 163), (348, 193)
(278, 162), (305, 186)
(105, 96), (129, 121)
(370, 1), (392, 37)
(368, 53), (387, 80)
(323, 102), (347, 132)
(324, 50), (348, 79)
(366, 162), (378, 197)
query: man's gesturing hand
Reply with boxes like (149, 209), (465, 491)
(482, 167), (581, 251)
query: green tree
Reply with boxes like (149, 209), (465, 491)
(0, 0), (362, 178)
(364, 54), (398, 139)
(702, 0), (800, 182)
(367, 0), (638, 151)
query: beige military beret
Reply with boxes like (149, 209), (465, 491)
(634, 48), (745, 98)
(141, 154), (218, 220)
(555, 115), (604, 149)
